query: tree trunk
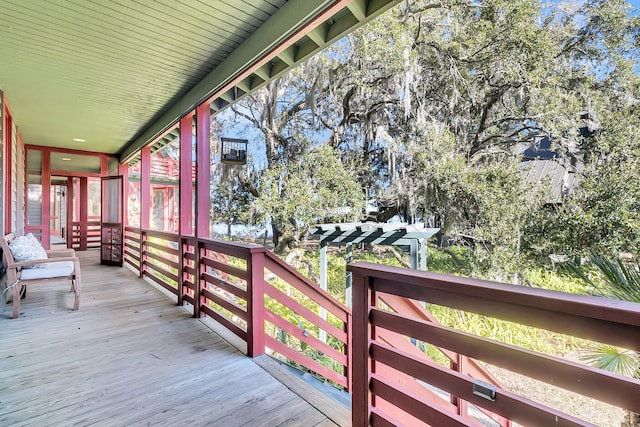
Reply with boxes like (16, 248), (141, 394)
(271, 222), (282, 249)
(274, 234), (295, 254)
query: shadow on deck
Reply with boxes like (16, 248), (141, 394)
(0, 251), (349, 426)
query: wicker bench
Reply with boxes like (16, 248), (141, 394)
(1, 233), (81, 318)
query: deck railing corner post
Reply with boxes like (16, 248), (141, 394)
(350, 265), (373, 427)
(346, 311), (353, 393)
(247, 250), (266, 358)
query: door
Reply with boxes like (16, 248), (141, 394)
(100, 176), (123, 266)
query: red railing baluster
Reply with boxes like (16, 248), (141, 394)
(177, 237), (185, 307)
(198, 242), (207, 318)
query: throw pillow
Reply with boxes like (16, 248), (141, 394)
(9, 234), (49, 269)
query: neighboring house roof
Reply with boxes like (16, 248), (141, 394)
(520, 159), (577, 204)
(516, 128), (591, 204)
(516, 135), (558, 160)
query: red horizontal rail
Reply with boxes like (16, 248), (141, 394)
(201, 305), (248, 341)
(264, 282), (347, 344)
(372, 342), (589, 427)
(264, 309), (347, 366)
(371, 374), (473, 427)
(362, 262), (640, 350)
(143, 251), (180, 272)
(145, 240), (179, 257)
(130, 228), (351, 391)
(349, 261), (640, 426)
(264, 335), (348, 388)
(373, 308), (640, 411)
(144, 268), (178, 295)
(201, 288), (247, 320)
(201, 272), (248, 300)
(379, 293), (502, 387)
(264, 252), (349, 322)
(201, 257), (248, 281)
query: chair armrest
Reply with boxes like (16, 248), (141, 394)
(46, 248), (76, 257)
(9, 256), (80, 269)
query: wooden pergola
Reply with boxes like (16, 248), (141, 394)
(310, 222), (440, 307)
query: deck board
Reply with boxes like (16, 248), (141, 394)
(1, 251), (343, 426)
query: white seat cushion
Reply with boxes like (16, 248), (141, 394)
(20, 261), (74, 280)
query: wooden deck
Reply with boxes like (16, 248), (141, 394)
(1, 251), (348, 426)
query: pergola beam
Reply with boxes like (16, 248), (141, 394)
(312, 222), (440, 310)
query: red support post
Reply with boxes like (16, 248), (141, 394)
(247, 251), (265, 357)
(79, 177), (87, 251)
(41, 151), (52, 249)
(100, 155), (108, 175)
(2, 102), (12, 234)
(351, 269), (374, 427)
(179, 114), (194, 236)
(65, 178), (73, 249)
(139, 230), (146, 278)
(118, 163), (129, 225)
(140, 146), (151, 230)
(177, 237), (185, 307)
(195, 103), (210, 239)
(346, 311), (353, 393)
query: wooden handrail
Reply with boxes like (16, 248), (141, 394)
(349, 261), (640, 426)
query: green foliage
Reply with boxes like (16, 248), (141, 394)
(581, 345), (639, 379)
(211, 175), (254, 238)
(229, 0), (640, 274)
(569, 255), (640, 378)
(255, 144), (364, 252)
(569, 255), (640, 302)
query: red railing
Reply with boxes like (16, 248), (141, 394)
(349, 262), (640, 427)
(128, 156), (196, 180)
(71, 220), (100, 250)
(124, 228), (352, 390)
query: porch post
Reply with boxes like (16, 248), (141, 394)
(247, 250), (265, 357)
(2, 96), (12, 234)
(78, 177), (87, 251)
(140, 146), (151, 230)
(195, 103), (210, 239)
(42, 152), (51, 249)
(351, 267), (374, 427)
(139, 147), (151, 278)
(179, 113), (194, 236)
(118, 163), (128, 226)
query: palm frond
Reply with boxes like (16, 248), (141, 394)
(581, 344), (640, 379)
(569, 255), (640, 303)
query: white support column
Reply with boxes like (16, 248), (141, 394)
(345, 242), (353, 309)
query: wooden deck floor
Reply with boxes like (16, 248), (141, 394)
(1, 251), (348, 426)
